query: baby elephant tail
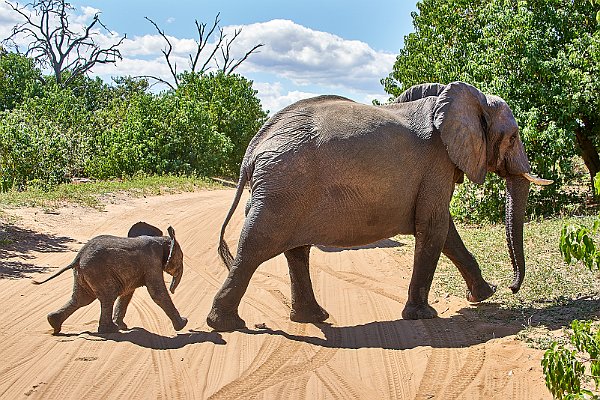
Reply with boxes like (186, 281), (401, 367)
(31, 255), (79, 285)
(218, 171), (249, 271)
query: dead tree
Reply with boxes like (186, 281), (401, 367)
(143, 13), (263, 90)
(3, 0), (126, 87)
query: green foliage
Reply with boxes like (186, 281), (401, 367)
(385, 0), (600, 221)
(177, 71), (268, 175)
(560, 222), (600, 271)
(0, 66), (266, 190)
(560, 175), (600, 270)
(542, 320), (600, 399)
(0, 84), (96, 190)
(0, 50), (44, 111)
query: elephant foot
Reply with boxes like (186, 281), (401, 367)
(98, 322), (119, 334)
(207, 308), (246, 332)
(466, 282), (497, 303)
(114, 319), (128, 331)
(47, 312), (63, 335)
(173, 317), (188, 331)
(402, 303), (438, 320)
(290, 305), (329, 323)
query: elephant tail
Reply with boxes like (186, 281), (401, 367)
(31, 255), (79, 285)
(218, 170), (248, 271)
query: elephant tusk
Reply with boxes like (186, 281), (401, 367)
(521, 172), (553, 186)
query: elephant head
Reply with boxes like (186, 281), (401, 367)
(397, 81), (552, 293)
(127, 222), (183, 294)
(163, 226), (184, 294)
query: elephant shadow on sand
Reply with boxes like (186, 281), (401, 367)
(242, 296), (600, 350)
(58, 328), (226, 350)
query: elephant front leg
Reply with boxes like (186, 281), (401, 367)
(113, 291), (134, 330)
(402, 211), (449, 320)
(146, 282), (187, 331)
(443, 217), (496, 303)
(285, 245), (329, 323)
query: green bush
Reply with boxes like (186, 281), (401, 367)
(0, 85), (96, 190)
(0, 68), (267, 190)
(542, 320), (600, 399)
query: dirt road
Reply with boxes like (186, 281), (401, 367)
(0, 189), (549, 399)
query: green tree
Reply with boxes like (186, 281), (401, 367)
(384, 0), (600, 219)
(177, 71), (268, 175)
(0, 83), (97, 190)
(0, 49), (44, 111)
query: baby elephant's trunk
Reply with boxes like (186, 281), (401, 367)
(170, 270), (182, 294)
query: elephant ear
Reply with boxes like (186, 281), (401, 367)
(163, 226), (176, 267)
(128, 221), (163, 237)
(395, 83), (446, 103)
(434, 82), (489, 184)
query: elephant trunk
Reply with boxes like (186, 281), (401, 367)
(169, 269), (182, 294)
(505, 174), (530, 293)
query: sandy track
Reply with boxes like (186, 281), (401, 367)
(1, 189), (550, 399)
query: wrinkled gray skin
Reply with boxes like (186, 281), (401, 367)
(33, 223), (187, 334)
(207, 81), (540, 332)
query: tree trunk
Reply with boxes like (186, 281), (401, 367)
(575, 120), (600, 194)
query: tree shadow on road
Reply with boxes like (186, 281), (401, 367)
(240, 295), (600, 351)
(0, 222), (75, 279)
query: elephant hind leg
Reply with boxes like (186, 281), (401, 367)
(207, 252), (266, 332)
(48, 281), (95, 334)
(208, 208), (290, 332)
(97, 293), (119, 334)
(285, 245), (329, 323)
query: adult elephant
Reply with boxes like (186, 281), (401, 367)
(207, 81), (551, 332)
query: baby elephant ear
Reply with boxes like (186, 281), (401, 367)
(128, 221), (163, 237)
(165, 226), (176, 265)
(434, 82), (489, 184)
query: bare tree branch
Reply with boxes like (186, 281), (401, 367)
(143, 12), (263, 89)
(190, 13), (220, 73)
(144, 16), (179, 88)
(227, 42), (264, 75)
(3, 0), (126, 87)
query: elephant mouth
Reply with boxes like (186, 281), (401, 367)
(521, 172), (553, 186)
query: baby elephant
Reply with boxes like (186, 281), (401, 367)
(33, 222), (187, 334)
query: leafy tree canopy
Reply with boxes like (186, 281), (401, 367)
(384, 0), (600, 198)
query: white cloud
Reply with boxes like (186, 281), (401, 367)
(74, 6), (100, 24)
(222, 19), (396, 94)
(252, 81), (320, 114)
(104, 19), (394, 97)
(1, 6), (395, 111)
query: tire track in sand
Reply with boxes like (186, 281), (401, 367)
(414, 319), (486, 399)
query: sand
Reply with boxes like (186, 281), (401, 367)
(0, 189), (550, 399)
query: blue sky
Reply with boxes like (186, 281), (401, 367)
(1, 1), (418, 113)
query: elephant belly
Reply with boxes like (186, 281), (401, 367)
(307, 203), (414, 247)
(291, 181), (418, 248)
